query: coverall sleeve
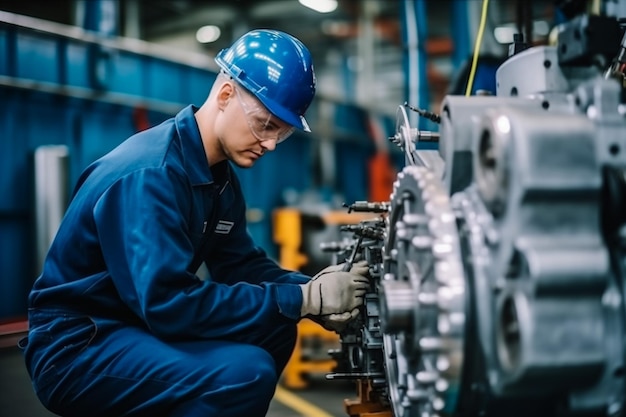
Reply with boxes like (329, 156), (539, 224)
(92, 167), (302, 340)
(206, 192), (311, 286)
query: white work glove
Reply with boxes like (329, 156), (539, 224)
(300, 261), (370, 317)
(312, 260), (369, 280)
(317, 307), (361, 333)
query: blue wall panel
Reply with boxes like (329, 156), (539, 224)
(16, 32), (59, 83)
(66, 41), (91, 88)
(0, 91), (71, 212)
(147, 59), (182, 102)
(0, 28), (8, 74)
(106, 51), (144, 96)
(334, 103), (369, 138)
(335, 140), (374, 205)
(0, 92), (19, 212)
(185, 68), (216, 106)
(0, 218), (33, 319)
(79, 105), (129, 163)
(0, 90), (77, 318)
(0, 88), (174, 319)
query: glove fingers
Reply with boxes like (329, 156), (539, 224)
(312, 263), (345, 280)
(307, 269), (372, 316)
(351, 281), (370, 292)
(323, 307), (361, 333)
(327, 311), (352, 321)
(350, 260), (369, 276)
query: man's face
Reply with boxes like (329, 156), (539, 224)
(216, 82), (294, 168)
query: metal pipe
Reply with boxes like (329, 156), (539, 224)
(34, 145), (70, 275)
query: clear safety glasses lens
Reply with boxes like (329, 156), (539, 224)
(234, 86), (295, 144)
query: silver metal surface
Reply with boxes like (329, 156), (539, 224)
(496, 46), (598, 97)
(34, 145), (70, 275)
(380, 166), (465, 417)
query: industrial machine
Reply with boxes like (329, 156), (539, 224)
(323, 2), (626, 416)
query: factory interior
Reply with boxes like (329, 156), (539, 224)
(1, 0), (626, 416)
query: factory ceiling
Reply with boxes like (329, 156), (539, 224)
(0, 0), (557, 115)
(0, 0), (413, 112)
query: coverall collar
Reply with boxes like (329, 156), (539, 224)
(175, 105), (231, 187)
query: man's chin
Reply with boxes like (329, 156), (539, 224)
(231, 156), (256, 169)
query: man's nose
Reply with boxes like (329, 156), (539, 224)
(261, 138), (278, 152)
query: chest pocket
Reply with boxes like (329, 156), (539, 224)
(189, 181), (236, 272)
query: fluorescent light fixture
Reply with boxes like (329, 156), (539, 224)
(298, 0), (337, 13)
(196, 25), (221, 43)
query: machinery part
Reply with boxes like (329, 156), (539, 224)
(453, 105), (625, 415)
(508, 33), (530, 57)
(322, 5), (626, 416)
(345, 201), (390, 214)
(215, 29), (316, 131)
(605, 21), (626, 87)
(496, 46), (599, 98)
(438, 95), (548, 195)
(323, 215), (390, 413)
(474, 106), (607, 396)
(574, 77), (626, 166)
(389, 104), (417, 166)
(342, 234), (364, 272)
(557, 14), (622, 67)
(389, 105), (444, 176)
(380, 165), (465, 417)
(404, 102), (441, 124)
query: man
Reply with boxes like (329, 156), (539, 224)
(21, 29), (369, 417)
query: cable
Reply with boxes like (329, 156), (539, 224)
(465, 0), (490, 96)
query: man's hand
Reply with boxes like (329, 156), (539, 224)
(300, 263), (369, 317)
(316, 308), (360, 333)
(312, 260), (369, 279)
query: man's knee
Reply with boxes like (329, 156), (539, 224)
(173, 345), (278, 417)
(200, 344), (277, 391)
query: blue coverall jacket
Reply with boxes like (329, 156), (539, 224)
(22, 105), (310, 417)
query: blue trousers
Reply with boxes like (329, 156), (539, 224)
(22, 309), (297, 417)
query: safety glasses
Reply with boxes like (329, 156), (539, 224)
(233, 85), (295, 144)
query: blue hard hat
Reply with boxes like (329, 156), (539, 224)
(215, 29), (316, 132)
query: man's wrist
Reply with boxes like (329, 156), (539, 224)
(272, 283), (304, 320)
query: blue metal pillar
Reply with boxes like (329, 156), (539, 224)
(400, 0), (436, 132)
(75, 0), (119, 90)
(450, 0), (472, 69)
(77, 0), (119, 36)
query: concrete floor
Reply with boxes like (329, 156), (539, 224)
(0, 345), (355, 417)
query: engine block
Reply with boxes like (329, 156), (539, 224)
(321, 7), (626, 417)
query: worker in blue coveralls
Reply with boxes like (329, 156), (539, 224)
(20, 29), (370, 417)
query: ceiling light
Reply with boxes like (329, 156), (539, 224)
(196, 25), (221, 43)
(494, 25), (516, 44)
(298, 0), (337, 13)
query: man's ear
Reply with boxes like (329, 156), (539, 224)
(217, 82), (235, 111)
